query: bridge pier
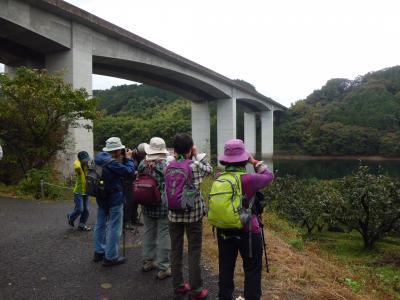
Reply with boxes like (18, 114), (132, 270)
(261, 110), (274, 157)
(45, 23), (94, 179)
(191, 101), (211, 155)
(244, 112), (257, 156)
(217, 98), (237, 160)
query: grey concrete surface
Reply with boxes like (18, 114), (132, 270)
(0, 0), (285, 175)
(244, 112), (256, 155)
(261, 111), (274, 157)
(217, 98), (237, 159)
(191, 101), (211, 155)
(0, 197), (218, 300)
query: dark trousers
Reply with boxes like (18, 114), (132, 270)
(217, 230), (263, 300)
(169, 219), (203, 294)
(123, 183), (138, 222)
(124, 198), (138, 222)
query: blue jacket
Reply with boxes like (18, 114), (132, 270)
(94, 151), (135, 209)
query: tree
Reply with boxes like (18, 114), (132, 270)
(334, 166), (400, 249)
(0, 67), (98, 178)
(233, 79), (257, 92)
(265, 176), (337, 236)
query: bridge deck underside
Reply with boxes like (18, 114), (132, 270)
(0, 18), (67, 65)
(93, 56), (229, 102)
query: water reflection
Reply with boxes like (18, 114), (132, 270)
(267, 158), (400, 179)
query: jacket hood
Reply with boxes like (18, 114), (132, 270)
(94, 151), (113, 165)
(73, 159), (82, 170)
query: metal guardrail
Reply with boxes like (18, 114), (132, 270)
(40, 180), (73, 200)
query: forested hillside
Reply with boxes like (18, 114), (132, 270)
(94, 66), (400, 156)
(275, 66), (400, 156)
(93, 85), (191, 150)
(93, 82), (246, 153)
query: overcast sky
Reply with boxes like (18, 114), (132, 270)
(2, 0), (400, 107)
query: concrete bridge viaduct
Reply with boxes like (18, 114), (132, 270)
(0, 0), (286, 174)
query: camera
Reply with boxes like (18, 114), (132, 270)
(121, 147), (138, 157)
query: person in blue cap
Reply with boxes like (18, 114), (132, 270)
(67, 150), (92, 231)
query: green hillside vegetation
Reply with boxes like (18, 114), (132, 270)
(94, 66), (400, 157)
(275, 66), (400, 156)
(93, 80), (253, 153)
(93, 85), (191, 149)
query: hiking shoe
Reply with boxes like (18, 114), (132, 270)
(67, 214), (74, 227)
(157, 268), (171, 280)
(142, 260), (157, 272)
(191, 288), (209, 300)
(77, 225), (91, 231)
(93, 252), (104, 262)
(175, 283), (190, 295)
(102, 257), (125, 267)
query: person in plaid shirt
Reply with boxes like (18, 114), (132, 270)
(138, 137), (171, 280)
(167, 133), (212, 300)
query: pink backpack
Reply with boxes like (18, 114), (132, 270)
(132, 168), (161, 206)
(164, 159), (199, 211)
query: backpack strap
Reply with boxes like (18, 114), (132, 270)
(183, 159), (194, 186)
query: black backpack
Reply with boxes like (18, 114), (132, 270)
(253, 191), (267, 216)
(86, 159), (114, 198)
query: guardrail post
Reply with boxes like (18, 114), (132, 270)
(40, 180), (45, 201)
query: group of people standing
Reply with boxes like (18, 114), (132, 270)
(67, 133), (273, 300)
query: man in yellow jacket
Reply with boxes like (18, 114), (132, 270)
(67, 151), (91, 231)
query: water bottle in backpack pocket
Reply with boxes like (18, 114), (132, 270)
(208, 172), (252, 229)
(165, 159), (199, 211)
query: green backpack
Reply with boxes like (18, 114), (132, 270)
(208, 171), (250, 229)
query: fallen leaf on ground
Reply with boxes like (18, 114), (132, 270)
(101, 283), (112, 289)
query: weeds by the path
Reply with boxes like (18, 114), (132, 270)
(202, 211), (400, 299)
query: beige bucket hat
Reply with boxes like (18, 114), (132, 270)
(145, 137), (169, 160)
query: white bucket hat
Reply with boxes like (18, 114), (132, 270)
(103, 137), (125, 152)
(137, 143), (149, 157)
(145, 137), (169, 155)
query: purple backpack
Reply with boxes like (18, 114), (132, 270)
(165, 159), (199, 211)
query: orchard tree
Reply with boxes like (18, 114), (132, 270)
(0, 67), (98, 178)
(335, 166), (400, 249)
(265, 176), (337, 236)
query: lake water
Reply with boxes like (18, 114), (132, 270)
(262, 158), (400, 179)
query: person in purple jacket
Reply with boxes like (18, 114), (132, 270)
(217, 139), (274, 300)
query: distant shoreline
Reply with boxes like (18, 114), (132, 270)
(272, 155), (400, 161)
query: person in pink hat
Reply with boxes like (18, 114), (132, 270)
(213, 139), (274, 300)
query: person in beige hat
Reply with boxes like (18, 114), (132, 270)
(138, 137), (171, 280)
(144, 137), (170, 161)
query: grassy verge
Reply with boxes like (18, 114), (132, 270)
(0, 181), (73, 202)
(0, 183), (24, 198)
(314, 230), (400, 299)
(202, 196), (400, 300)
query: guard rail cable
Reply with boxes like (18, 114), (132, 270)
(40, 180), (72, 200)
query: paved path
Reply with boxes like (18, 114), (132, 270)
(0, 197), (218, 300)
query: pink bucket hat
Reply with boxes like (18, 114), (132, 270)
(218, 139), (250, 163)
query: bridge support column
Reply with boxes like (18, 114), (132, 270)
(244, 112), (256, 155)
(4, 65), (16, 76)
(191, 101), (210, 155)
(45, 23), (93, 179)
(261, 110), (274, 157)
(217, 98), (237, 160)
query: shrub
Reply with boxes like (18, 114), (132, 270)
(334, 166), (400, 249)
(17, 167), (64, 200)
(0, 67), (99, 181)
(264, 176), (339, 236)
